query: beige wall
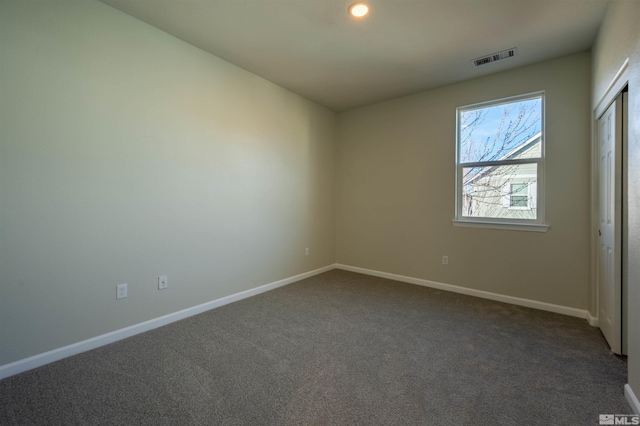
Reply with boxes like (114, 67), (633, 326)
(0, 0), (336, 366)
(1, 0), (629, 397)
(593, 0), (640, 404)
(336, 52), (592, 309)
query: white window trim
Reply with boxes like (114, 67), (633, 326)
(452, 219), (550, 232)
(454, 91), (547, 232)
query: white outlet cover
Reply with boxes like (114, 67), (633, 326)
(158, 275), (168, 290)
(116, 283), (128, 299)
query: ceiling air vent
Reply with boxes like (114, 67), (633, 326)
(472, 48), (517, 67)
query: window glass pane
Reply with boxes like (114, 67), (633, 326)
(462, 164), (537, 219)
(511, 196), (528, 207)
(510, 183), (528, 207)
(459, 97), (542, 164)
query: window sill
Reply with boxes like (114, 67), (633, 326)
(452, 220), (549, 232)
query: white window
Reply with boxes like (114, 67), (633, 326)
(454, 92), (547, 231)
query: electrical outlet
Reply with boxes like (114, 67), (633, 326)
(158, 275), (168, 290)
(442, 256), (449, 265)
(116, 283), (128, 299)
(305, 247), (309, 256)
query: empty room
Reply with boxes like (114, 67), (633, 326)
(1, 0), (640, 424)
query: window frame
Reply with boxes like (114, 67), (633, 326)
(509, 182), (530, 209)
(453, 92), (548, 232)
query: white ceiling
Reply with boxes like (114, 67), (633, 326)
(98, 0), (609, 112)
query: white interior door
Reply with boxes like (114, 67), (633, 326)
(598, 95), (622, 354)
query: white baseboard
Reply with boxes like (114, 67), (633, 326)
(0, 264), (336, 381)
(626, 384), (640, 415)
(336, 264), (589, 320)
(0, 263), (600, 380)
(586, 311), (599, 327)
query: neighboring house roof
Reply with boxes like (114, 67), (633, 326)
(465, 132), (542, 185)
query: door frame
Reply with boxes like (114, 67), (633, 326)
(591, 58), (629, 354)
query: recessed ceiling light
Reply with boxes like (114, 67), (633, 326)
(349, 2), (369, 18)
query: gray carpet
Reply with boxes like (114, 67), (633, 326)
(0, 269), (632, 425)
